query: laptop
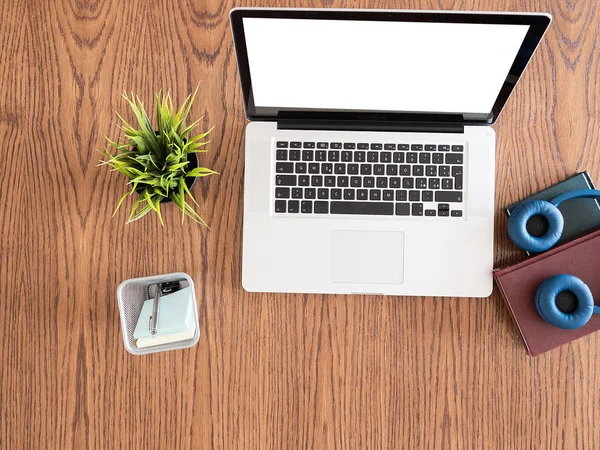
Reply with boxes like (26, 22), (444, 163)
(229, 9), (551, 297)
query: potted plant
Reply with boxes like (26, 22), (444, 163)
(100, 87), (217, 225)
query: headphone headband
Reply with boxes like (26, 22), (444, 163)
(550, 189), (600, 207)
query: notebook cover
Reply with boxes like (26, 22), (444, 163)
(505, 172), (600, 253)
(133, 287), (194, 339)
(494, 228), (600, 356)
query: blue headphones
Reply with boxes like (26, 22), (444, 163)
(508, 189), (600, 329)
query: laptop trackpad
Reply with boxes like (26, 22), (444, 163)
(331, 231), (405, 284)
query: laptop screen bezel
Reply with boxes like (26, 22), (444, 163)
(230, 8), (551, 125)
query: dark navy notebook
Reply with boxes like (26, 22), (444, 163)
(505, 172), (600, 254)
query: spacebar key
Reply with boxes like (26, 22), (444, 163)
(330, 201), (394, 215)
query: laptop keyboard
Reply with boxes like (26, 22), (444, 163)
(273, 140), (464, 217)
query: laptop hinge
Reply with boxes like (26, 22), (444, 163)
(277, 119), (464, 134)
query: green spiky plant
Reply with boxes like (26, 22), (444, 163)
(100, 87), (217, 226)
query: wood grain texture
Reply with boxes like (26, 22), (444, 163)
(1, 0), (599, 448)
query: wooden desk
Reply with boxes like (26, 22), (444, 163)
(1, 1), (599, 448)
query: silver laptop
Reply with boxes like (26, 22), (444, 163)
(230, 9), (551, 297)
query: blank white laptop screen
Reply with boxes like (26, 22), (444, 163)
(242, 17), (530, 114)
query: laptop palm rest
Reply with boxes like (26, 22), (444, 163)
(331, 231), (405, 284)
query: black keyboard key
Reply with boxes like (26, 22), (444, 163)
(452, 166), (463, 177)
(425, 144), (436, 151)
(438, 209), (450, 217)
(432, 153), (444, 164)
(330, 142), (342, 149)
(439, 166), (450, 177)
(383, 190), (394, 201)
(318, 188), (329, 199)
(354, 151), (366, 162)
(422, 190), (433, 202)
(386, 165), (398, 176)
(290, 141), (302, 148)
(409, 190), (420, 201)
(370, 189), (381, 200)
(376, 177), (388, 188)
(351, 176), (361, 187)
(360, 164), (372, 175)
(396, 190), (407, 201)
(451, 210), (463, 217)
(395, 203), (410, 215)
(277, 141), (288, 148)
(384, 144), (396, 150)
(331, 201), (393, 215)
(347, 164), (359, 175)
(398, 144), (409, 150)
(344, 189), (355, 200)
(275, 200), (286, 213)
(454, 174), (463, 190)
(452, 145), (464, 152)
(316, 150), (327, 161)
(325, 176), (336, 187)
(325, 150), (343, 162)
(276, 175), (296, 186)
(337, 176), (349, 187)
(438, 145), (450, 152)
(298, 175), (310, 186)
(425, 209), (436, 216)
(275, 187), (290, 199)
(374, 164), (385, 175)
(416, 178), (427, 189)
(301, 201), (312, 213)
(367, 152), (379, 162)
(371, 143), (382, 150)
(407, 152), (418, 163)
(364, 177), (375, 188)
(426, 165), (437, 176)
(311, 175), (323, 187)
(295, 162), (307, 173)
(419, 153), (431, 164)
(309, 163), (320, 174)
(357, 143), (369, 149)
(400, 165), (410, 176)
(446, 154), (463, 165)
(289, 150), (301, 161)
(317, 142), (329, 149)
(288, 200), (299, 213)
(328, 150), (340, 161)
(428, 178), (440, 189)
(276, 149), (287, 160)
(357, 189), (368, 200)
(393, 152), (404, 163)
(322, 163), (333, 174)
(334, 163), (346, 174)
(314, 201), (329, 214)
(412, 203), (423, 216)
(390, 177), (401, 188)
(303, 142), (315, 148)
(402, 178), (414, 188)
(438, 203), (450, 211)
(435, 191), (463, 202)
(341, 151), (353, 162)
(411, 144), (423, 151)
(292, 188), (303, 199)
(442, 178), (453, 190)
(305, 188), (316, 199)
(412, 165), (424, 176)
(381, 152), (392, 163)
(331, 189), (342, 200)
(276, 162), (294, 173)
(343, 143), (356, 149)
(302, 150), (314, 161)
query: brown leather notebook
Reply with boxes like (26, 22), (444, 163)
(494, 228), (600, 356)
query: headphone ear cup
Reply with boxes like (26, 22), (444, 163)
(535, 274), (595, 329)
(508, 200), (564, 252)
